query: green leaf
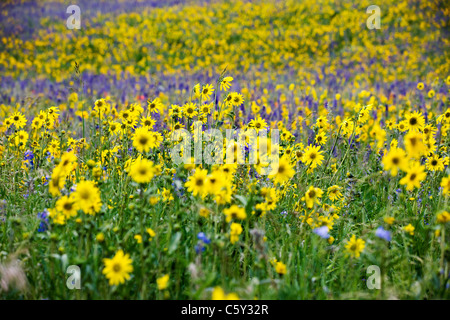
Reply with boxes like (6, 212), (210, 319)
(168, 232), (182, 254)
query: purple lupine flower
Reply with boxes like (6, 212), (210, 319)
(197, 232), (211, 244)
(375, 226), (391, 241)
(37, 209), (50, 232)
(195, 243), (205, 254)
(313, 226), (330, 239)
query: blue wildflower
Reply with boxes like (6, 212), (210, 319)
(197, 232), (211, 244)
(375, 226), (391, 241)
(313, 226), (330, 239)
(37, 209), (49, 232)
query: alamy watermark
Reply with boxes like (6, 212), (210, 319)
(170, 123), (279, 175)
(366, 265), (381, 289)
(366, 5), (381, 29)
(66, 265), (81, 289)
(66, 5), (81, 30)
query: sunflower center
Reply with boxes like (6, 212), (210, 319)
(139, 136), (148, 145)
(80, 190), (90, 200)
(410, 174), (416, 181)
(63, 202), (73, 211)
(113, 263), (121, 272)
(409, 118), (417, 125)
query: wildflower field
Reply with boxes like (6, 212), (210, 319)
(0, 0), (449, 300)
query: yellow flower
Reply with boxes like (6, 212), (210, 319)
(183, 102), (198, 118)
(185, 168), (208, 197)
(55, 195), (78, 218)
(436, 211), (450, 224)
(269, 156), (295, 185)
(149, 195), (159, 205)
(404, 131), (426, 159)
(425, 154), (444, 171)
(399, 162), (427, 191)
(328, 236), (335, 244)
(212, 286), (239, 300)
(73, 180), (102, 215)
(384, 217), (395, 225)
(59, 151), (77, 173)
(199, 207), (210, 218)
(229, 92), (244, 107)
(248, 116), (268, 132)
(441, 176), (450, 196)
(382, 147), (408, 176)
(14, 130), (29, 148)
(345, 235), (365, 258)
(147, 98), (162, 114)
(275, 262), (287, 275)
(302, 144), (324, 169)
(230, 222), (243, 244)
(405, 111), (425, 132)
(102, 250), (133, 286)
(140, 116), (156, 129)
(327, 185), (343, 201)
(315, 131), (328, 145)
(160, 187), (174, 202)
(305, 186), (323, 209)
(134, 235), (142, 244)
(96, 233), (105, 242)
(128, 158), (155, 184)
(224, 205), (247, 222)
(205, 171), (225, 196)
(403, 224), (415, 235)
(132, 127), (153, 153)
(9, 112), (27, 128)
(201, 84), (215, 101)
(157, 274), (170, 290)
(220, 76), (233, 91)
(147, 228), (156, 239)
